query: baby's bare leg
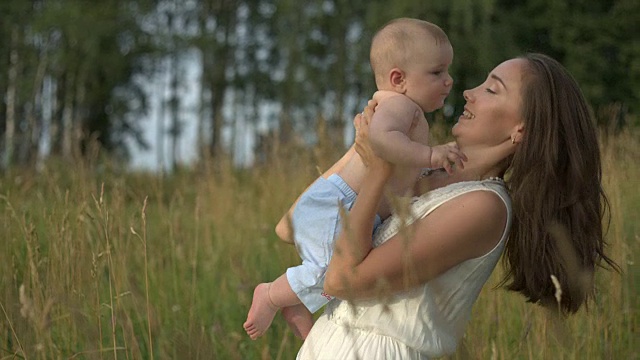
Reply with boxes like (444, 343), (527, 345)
(279, 236), (295, 245)
(243, 283), (279, 340)
(244, 274), (300, 340)
(275, 213), (295, 244)
(281, 304), (314, 340)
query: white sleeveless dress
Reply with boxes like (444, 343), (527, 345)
(297, 178), (512, 360)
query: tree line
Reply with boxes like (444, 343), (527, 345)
(1, 0), (638, 171)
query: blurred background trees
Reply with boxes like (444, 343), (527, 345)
(0, 0), (638, 172)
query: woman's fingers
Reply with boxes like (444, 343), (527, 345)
(354, 97), (380, 167)
(355, 115), (373, 166)
(355, 98), (376, 134)
(354, 131), (372, 168)
(353, 112), (366, 143)
(361, 100), (377, 124)
(355, 143), (368, 167)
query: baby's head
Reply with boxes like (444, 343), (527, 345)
(370, 18), (453, 112)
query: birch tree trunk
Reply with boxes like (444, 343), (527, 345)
(169, 50), (180, 170)
(3, 26), (19, 170)
(49, 76), (62, 157)
(156, 57), (167, 173)
(22, 47), (48, 166)
(74, 70), (87, 159)
(207, 0), (233, 159)
(61, 71), (76, 159)
(196, 57), (207, 164)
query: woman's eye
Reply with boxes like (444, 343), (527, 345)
(432, 71), (443, 75)
(485, 88), (496, 94)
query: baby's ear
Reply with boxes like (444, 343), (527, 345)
(389, 68), (407, 93)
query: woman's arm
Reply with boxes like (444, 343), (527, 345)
(323, 151), (391, 296)
(324, 190), (507, 299)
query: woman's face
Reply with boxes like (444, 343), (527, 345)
(452, 58), (526, 148)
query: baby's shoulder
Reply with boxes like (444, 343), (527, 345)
(373, 90), (417, 106)
(372, 91), (421, 117)
(373, 90), (401, 101)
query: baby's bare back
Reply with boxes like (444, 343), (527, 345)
(341, 92), (431, 218)
(337, 149), (423, 219)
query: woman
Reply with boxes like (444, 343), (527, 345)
(296, 53), (617, 359)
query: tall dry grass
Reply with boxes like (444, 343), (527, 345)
(0, 128), (637, 359)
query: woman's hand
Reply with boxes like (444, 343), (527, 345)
(354, 100), (393, 178)
(325, 100), (392, 298)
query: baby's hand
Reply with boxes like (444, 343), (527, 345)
(430, 143), (467, 174)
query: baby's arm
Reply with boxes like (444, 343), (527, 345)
(368, 94), (433, 168)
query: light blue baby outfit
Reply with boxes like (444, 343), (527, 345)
(286, 174), (381, 313)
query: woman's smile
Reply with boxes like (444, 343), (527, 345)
(460, 108), (475, 119)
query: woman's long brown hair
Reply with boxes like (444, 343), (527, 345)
(502, 53), (619, 314)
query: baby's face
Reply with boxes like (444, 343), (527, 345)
(403, 42), (454, 113)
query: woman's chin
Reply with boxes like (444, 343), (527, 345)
(451, 123), (461, 136)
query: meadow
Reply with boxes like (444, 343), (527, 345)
(1, 128), (638, 360)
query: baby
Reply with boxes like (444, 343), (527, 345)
(244, 18), (464, 340)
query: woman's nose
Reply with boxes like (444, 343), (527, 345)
(463, 89), (472, 101)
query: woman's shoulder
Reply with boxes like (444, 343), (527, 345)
(374, 179), (510, 249)
(425, 179), (511, 227)
(448, 187), (508, 218)
(426, 181), (510, 256)
(414, 178), (510, 213)
(415, 184), (509, 259)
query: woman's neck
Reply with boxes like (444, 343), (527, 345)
(437, 143), (513, 185)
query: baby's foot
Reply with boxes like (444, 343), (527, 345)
(281, 304), (313, 340)
(243, 283), (279, 340)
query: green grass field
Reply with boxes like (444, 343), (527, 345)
(1, 129), (638, 360)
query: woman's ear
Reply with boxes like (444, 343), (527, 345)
(389, 68), (407, 93)
(511, 123), (525, 144)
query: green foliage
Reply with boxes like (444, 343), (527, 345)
(359, 0), (639, 125)
(0, 0), (638, 168)
(493, 0), (640, 123)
